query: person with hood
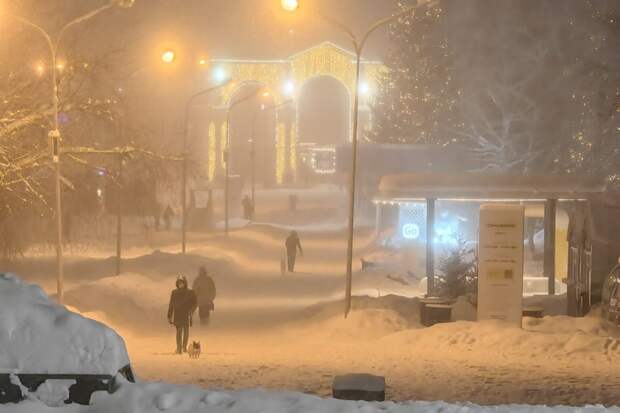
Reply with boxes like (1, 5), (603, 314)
(192, 266), (217, 325)
(285, 230), (303, 273)
(167, 275), (197, 354)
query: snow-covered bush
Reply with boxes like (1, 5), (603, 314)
(436, 241), (477, 300)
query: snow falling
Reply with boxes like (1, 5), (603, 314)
(1, 0), (619, 412)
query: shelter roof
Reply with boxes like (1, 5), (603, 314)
(377, 173), (607, 201)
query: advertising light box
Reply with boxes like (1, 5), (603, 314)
(477, 204), (525, 327)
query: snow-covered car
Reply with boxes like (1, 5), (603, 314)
(0, 273), (134, 405)
(602, 259), (620, 327)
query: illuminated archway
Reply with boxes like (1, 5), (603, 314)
(226, 83), (275, 184)
(206, 41), (385, 185)
(297, 75), (350, 146)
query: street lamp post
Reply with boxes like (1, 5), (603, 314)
(5, 0), (135, 304)
(250, 99), (293, 214)
(181, 79), (231, 254)
(283, 1), (427, 317)
(224, 88), (270, 235)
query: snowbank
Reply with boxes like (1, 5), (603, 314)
(381, 312), (620, 360)
(1, 384), (619, 413)
(0, 273), (130, 375)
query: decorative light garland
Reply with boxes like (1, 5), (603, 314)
(290, 42), (355, 96)
(208, 122), (216, 182)
(276, 122), (287, 184)
(210, 42), (386, 184)
(220, 121), (228, 171)
(289, 124), (297, 173)
(310, 146), (337, 174)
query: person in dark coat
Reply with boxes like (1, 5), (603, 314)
(167, 275), (197, 354)
(192, 266), (217, 326)
(163, 205), (174, 231)
(285, 230), (303, 272)
(242, 195), (253, 220)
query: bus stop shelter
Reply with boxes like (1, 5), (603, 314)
(374, 173), (611, 316)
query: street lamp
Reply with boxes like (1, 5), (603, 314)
(34, 62), (45, 76)
(283, 1), (430, 317)
(181, 77), (232, 254)
(161, 50), (176, 64)
(281, 0), (299, 12)
(3, 0), (135, 304)
(250, 99), (293, 214)
(224, 87), (270, 235)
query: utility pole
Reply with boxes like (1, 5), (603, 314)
(224, 88), (271, 235)
(5, 0), (135, 303)
(116, 152), (123, 276)
(181, 80), (231, 252)
(281, 0), (422, 317)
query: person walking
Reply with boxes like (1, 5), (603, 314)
(285, 230), (303, 273)
(163, 205), (174, 231)
(167, 275), (197, 354)
(242, 195), (253, 221)
(192, 266), (217, 326)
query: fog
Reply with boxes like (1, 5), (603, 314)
(1, 0), (619, 409)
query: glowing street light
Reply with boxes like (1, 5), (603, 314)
(283, 0), (429, 318)
(283, 79), (295, 97)
(34, 62), (45, 76)
(359, 82), (370, 96)
(161, 50), (175, 64)
(3, 0), (136, 305)
(198, 58), (208, 67)
(281, 0), (299, 12)
(213, 66), (227, 84)
(181, 78), (232, 254)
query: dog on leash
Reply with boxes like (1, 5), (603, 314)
(188, 340), (201, 359)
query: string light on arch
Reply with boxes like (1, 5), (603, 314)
(206, 42), (386, 185)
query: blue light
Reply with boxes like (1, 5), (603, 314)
(213, 67), (227, 84)
(402, 223), (420, 240)
(435, 222), (459, 245)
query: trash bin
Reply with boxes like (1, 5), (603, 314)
(419, 297), (454, 327)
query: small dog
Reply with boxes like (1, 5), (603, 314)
(188, 340), (201, 359)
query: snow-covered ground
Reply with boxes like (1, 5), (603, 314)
(2, 272), (619, 412)
(2, 187), (620, 409)
(4, 385), (620, 413)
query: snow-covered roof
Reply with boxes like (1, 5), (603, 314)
(377, 173), (607, 201)
(0, 273), (130, 375)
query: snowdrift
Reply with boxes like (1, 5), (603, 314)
(381, 310), (620, 360)
(0, 273), (130, 375)
(2, 385), (619, 413)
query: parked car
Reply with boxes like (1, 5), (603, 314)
(0, 273), (134, 405)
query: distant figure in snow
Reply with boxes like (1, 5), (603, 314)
(285, 230), (303, 272)
(192, 266), (217, 326)
(163, 205), (174, 231)
(242, 195), (253, 221)
(167, 275), (197, 354)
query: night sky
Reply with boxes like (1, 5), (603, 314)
(129, 0), (401, 61)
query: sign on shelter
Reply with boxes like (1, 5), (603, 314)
(477, 205), (525, 326)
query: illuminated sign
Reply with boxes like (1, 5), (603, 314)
(402, 223), (421, 240)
